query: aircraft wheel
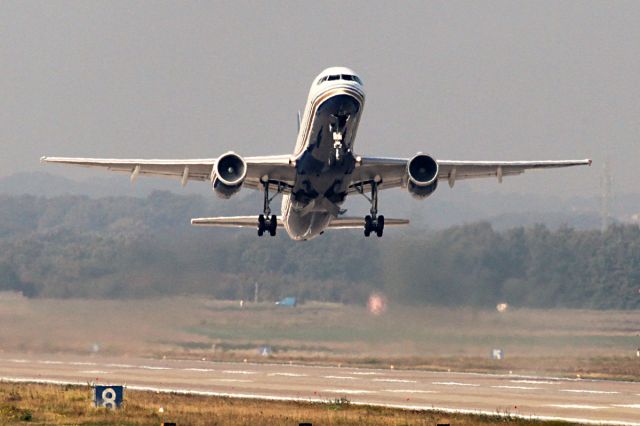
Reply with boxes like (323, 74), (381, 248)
(364, 215), (372, 237)
(258, 214), (266, 237)
(269, 215), (277, 236)
(376, 215), (385, 237)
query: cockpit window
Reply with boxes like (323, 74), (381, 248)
(318, 74), (364, 85)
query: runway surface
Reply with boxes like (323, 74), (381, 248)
(0, 353), (639, 424)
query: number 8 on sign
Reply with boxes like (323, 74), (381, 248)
(94, 385), (123, 409)
(102, 388), (117, 408)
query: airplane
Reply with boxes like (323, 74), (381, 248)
(41, 67), (591, 241)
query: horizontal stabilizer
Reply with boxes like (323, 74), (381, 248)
(191, 216), (277, 228)
(327, 216), (409, 229)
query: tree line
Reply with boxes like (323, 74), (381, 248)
(0, 192), (638, 309)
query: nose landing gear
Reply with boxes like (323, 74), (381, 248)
(329, 114), (351, 165)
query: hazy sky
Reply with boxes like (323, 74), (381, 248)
(2, 1), (639, 197)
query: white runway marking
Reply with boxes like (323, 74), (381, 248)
(384, 389), (437, 394)
(511, 379), (556, 385)
(69, 362), (97, 366)
(561, 389), (619, 395)
(38, 360), (63, 365)
(79, 370), (110, 374)
(491, 385), (540, 390)
(350, 372), (379, 375)
(1, 376), (638, 426)
(432, 382), (480, 387)
(267, 372), (308, 377)
(106, 363), (135, 368)
(322, 389), (375, 395)
(9, 359), (28, 363)
(184, 368), (216, 372)
(612, 404), (640, 409)
(223, 370), (257, 375)
(210, 379), (253, 383)
(139, 365), (171, 370)
(372, 378), (417, 383)
(548, 404), (608, 410)
(323, 376), (356, 380)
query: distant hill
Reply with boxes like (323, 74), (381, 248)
(0, 171), (634, 230)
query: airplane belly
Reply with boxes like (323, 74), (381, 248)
(292, 93), (362, 208)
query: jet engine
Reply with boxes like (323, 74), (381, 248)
(212, 152), (247, 198)
(407, 154), (439, 199)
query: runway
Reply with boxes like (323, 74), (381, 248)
(0, 353), (638, 424)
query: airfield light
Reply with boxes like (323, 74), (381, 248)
(367, 292), (387, 316)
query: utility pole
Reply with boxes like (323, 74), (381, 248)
(254, 282), (259, 304)
(600, 159), (612, 232)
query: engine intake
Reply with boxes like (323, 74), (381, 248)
(212, 152), (247, 198)
(407, 154), (439, 199)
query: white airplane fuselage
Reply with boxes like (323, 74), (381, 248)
(281, 67), (366, 240)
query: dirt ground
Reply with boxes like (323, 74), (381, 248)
(0, 293), (638, 380)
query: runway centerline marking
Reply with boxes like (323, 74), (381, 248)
(138, 366), (171, 370)
(209, 379), (253, 383)
(322, 389), (375, 395)
(184, 368), (216, 372)
(491, 385), (540, 390)
(548, 404), (608, 410)
(38, 360), (63, 365)
(222, 370), (257, 375)
(69, 362), (97, 366)
(79, 370), (110, 374)
(323, 376), (356, 380)
(560, 389), (619, 395)
(432, 382), (480, 387)
(105, 363), (135, 368)
(267, 373), (307, 377)
(372, 378), (417, 383)
(9, 359), (28, 363)
(612, 404), (640, 409)
(384, 389), (437, 394)
(350, 372), (379, 375)
(511, 379), (556, 385)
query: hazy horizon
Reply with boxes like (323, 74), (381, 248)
(2, 1), (639, 199)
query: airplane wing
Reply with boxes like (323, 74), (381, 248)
(40, 155), (296, 191)
(191, 216), (409, 229)
(349, 156), (592, 192)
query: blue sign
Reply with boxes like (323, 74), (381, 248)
(94, 385), (124, 409)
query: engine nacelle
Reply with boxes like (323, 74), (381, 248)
(212, 152), (247, 199)
(407, 153), (439, 199)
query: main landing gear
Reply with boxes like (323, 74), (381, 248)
(257, 180), (281, 237)
(357, 181), (384, 238)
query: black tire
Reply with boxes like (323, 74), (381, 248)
(364, 215), (372, 237)
(258, 214), (265, 237)
(269, 215), (277, 236)
(376, 215), (385, 237)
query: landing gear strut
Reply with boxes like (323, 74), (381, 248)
(257, 180), (280, 237)
(358, 181), (384, 238)
(329, 114), (350, 165)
